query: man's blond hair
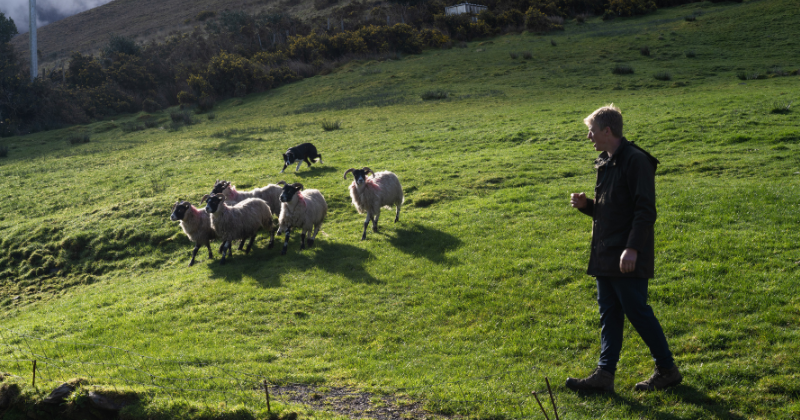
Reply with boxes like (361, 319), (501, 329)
(584, 104), (623, 138)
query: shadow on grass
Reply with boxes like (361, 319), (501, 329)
(283, 165), (339, 179)
(573, 384), (746, 420)
(388, 222), (462, 265)
(207, 240), (380, 285)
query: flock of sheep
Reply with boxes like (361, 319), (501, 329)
(169, 150), (405, 266)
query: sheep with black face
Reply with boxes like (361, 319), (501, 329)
(344, 167), (404, 240)
(170, 201), (217, 267)
(276, 182), (327, 255)
(204, 194), (275, 264)
(208, 180), (282, 219)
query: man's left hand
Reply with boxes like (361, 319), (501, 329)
(620, 248), (638, 273)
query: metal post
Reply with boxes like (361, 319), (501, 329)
(29, 0), (38, 80)
(32, 360), (37, 387)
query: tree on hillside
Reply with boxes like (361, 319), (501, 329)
(0, 13), (18, 44)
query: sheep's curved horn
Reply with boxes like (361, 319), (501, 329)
(277, 180), (287, 186)
(363, 167), (374, 177)
(343, 168), (355, 180)
(199, 194), (209, 205)
(292, 183), (304, 190)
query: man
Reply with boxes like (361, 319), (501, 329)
(566, 104), (681, 393)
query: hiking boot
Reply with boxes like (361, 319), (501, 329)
(566, 367), (615, 392)
(634, 365), (682, 391)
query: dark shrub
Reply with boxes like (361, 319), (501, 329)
(142, 98), (160, 113)
(509, 52), (519, 59)
(522, 51), (533, 59)
(685, 50), (696, 58)
(640, 46), (650, 56)
(104, 34), (140, 57)
(0, 145), (8, 157)
(196, 10), (216, 21)
(421, 90), (448, 100)
(68, 133), (91, 144)
(685, 15), (696, 22)
(653, 72), (672, 81)
(612, 64), (634, 75)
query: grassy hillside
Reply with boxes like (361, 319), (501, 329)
(1, 0), (799, 419)
(9, 0), (341, 68)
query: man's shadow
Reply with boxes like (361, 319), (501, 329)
(573, 384), (746, 419)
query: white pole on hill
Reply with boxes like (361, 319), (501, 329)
(29, 0), (38, 81)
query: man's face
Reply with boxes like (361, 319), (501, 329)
(587, 122), (616, 153)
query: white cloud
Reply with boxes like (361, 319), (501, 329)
(1, 0), (114, 34)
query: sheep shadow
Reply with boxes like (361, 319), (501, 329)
(573, 384), (746, 420)
(387, 222), (462, 265)
(207, 239), (380, 285)
(287, 165), (338, 178)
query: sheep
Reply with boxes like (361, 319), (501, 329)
(208, 180), (282, 219)
(203, 194), (275, 264)
(276, 182), (328, 255)
(170, 200), (216, 267)
(343, 167), (404, 240)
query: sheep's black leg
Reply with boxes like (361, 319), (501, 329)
(373, 211), (380, 233)
(281, 229), (291, 255)
(267, 228), (275, 249)
(300, 233), (306, 250)
(220, 241), (229, 265)
(245, 234), (256, 253)
(237, 238), (246, 251)
(189, 244), (200, 267)
(218, 242), (225, 253)
(362, 214), (370, 240)
(206, 243), (214, 259)
(395, 204), (401, 223)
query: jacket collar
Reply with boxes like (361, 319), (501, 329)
(594, 137), (629, 169)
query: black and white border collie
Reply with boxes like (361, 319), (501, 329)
(281, 143), (323, 173)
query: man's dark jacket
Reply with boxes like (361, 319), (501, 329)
(578, 137), (659, 278)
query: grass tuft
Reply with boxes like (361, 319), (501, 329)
(509, 52), (519, 59)
(685, 15), (697, 21)
(0, 145), (7, 158)
(522, 51), (532, 59)
(612, 64), (634, 75)
(550, 39), (557, 46)
(684, 50), (696, 58)
(640, 46), (650, 56)
(420, 90), (449, 100)
(770, 101), (792, 114)
(67, 133), (90, 145)
(654, 71), (672, 81)
(321, 120), (342, 131)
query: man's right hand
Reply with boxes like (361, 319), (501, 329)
(570, 192), (587, 209)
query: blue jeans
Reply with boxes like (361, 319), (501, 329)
(596, 276), (675, 374)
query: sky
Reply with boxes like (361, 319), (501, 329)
(1, 0), (114, 35)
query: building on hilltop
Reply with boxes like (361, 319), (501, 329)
(444, 3), (488, 23)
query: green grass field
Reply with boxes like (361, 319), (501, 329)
(1, 0), (799, 418)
